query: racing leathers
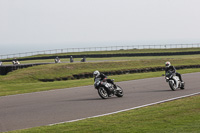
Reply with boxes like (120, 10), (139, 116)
(94, 73), (115, 86)
(94, 73), (116, 95)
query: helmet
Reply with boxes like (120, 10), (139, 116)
(165, 61), (171, 67)
(93, 70), (100, 78)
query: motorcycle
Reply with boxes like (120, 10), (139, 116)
(94, 78), (123, 99)
(165, 71), (185, 91)
(12, 60), (20, 65)
(55, 58), (61, 63)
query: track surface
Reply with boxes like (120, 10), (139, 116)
(0, 72), (199, 132)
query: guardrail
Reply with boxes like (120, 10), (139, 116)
(1, 43), (200, 60)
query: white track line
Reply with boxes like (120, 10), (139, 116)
(49, 92), (200, 126)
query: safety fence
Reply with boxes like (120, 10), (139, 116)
(1, 43), (200, 60)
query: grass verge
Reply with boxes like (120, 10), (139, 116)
(1, 56), (200, 83)
(8, 93), (200, 133)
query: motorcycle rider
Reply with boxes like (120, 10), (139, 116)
(70, 56), (74, 63)
(93, 70), (117, 95)
(55, 56), (61, 63)
(12, 58), (20, 65)
(165, 61), (184, 83)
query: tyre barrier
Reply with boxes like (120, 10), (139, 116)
(38, 65), (200, 82)
(0, 63), (52, 75)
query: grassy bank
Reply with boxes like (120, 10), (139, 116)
(8, 93), (200, 133)
(2, 54), (200, 65)
(0, 52), (200, 96)
(1, 56), (200, 83)
(0, 49), (200, 96)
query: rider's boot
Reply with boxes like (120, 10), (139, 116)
(108, 91), (112, 97)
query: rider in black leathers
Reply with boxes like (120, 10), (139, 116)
(93, 70), (116, 87)
(93, 70), (117, 96)
(165, 61), (183, 82)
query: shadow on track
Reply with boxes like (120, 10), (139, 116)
(65, 98), (103, 102)
(66, 96), (122, 102)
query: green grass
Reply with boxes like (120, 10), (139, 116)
(0, 52), (200, 96)
(8, 93), (200, 133)
(0, 53), (200, 96)
(2, 54), (200, 65)
(1, 56), (200, 83)
(1, 48), (200, 132)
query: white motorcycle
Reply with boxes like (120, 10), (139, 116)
(165, 71), (185, 91)
(55, 58), (61, 63)
(12, 60), (20, 65)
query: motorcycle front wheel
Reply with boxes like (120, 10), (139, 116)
(169, 80), (177, 91)
(98, 87), (109, 99)
(115, 85), (123, 97)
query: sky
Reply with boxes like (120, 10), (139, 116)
(0, 0), (200, 54)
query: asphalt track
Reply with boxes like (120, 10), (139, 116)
(0, 72), (199, 132)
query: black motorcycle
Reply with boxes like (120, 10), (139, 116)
(94, 78), (123, 99)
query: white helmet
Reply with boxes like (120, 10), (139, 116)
(93, 70), (100, 78)
(165, 61), (171, 67)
